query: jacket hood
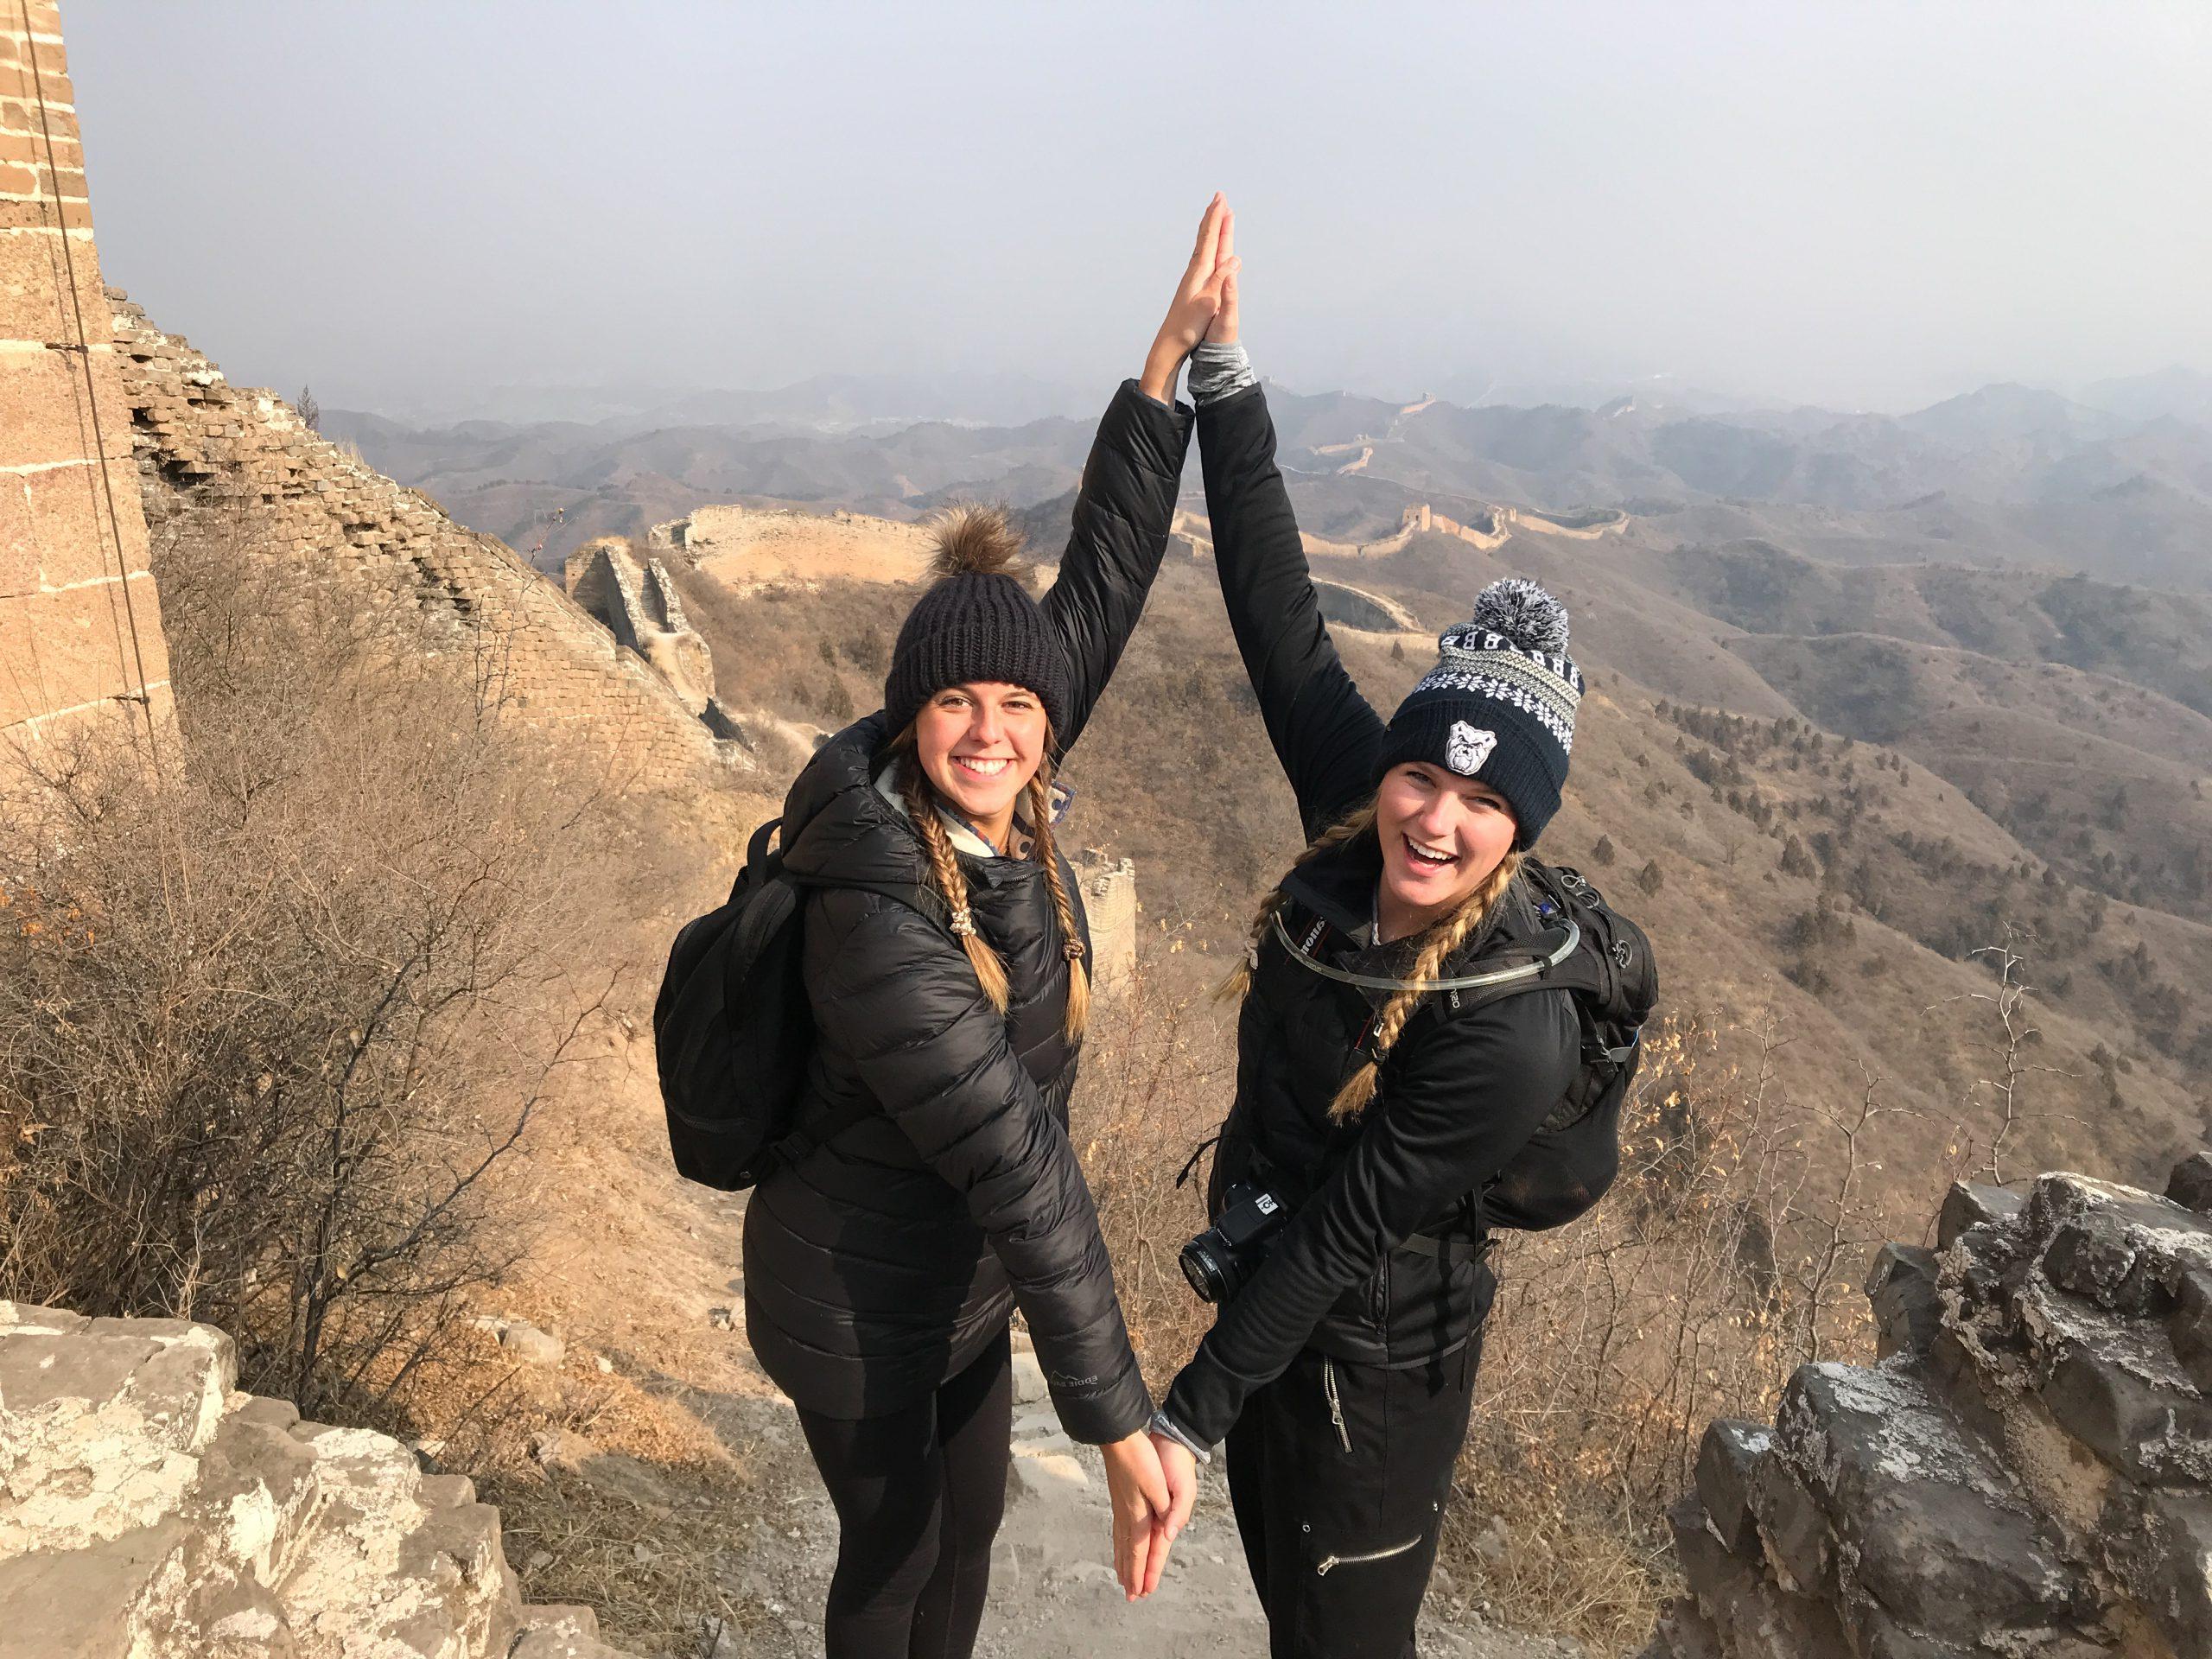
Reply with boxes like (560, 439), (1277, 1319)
(779, 715), (932, 891)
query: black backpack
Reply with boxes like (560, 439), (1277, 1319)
(1456, 861), (1658, 1231)
(653, 815), (938, 1191)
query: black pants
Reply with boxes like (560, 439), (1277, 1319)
(1224, 1342), (1479, 1659)
(794, 1328), (1014, 1659)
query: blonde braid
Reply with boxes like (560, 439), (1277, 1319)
(1026, 764), (1090, 1044)
(1214, 802), (1380, 1006)
(899, 753), (1012, 1013)
(1329, 849), (1524, 1120)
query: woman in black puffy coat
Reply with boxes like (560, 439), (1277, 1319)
(1144, 262), (1617, 1657)
(741, 198), (1237, 1658)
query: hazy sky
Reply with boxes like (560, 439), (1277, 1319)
(66, 2), (2212, 418)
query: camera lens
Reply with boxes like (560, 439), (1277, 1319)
(1179, 1240), (1227, 1304)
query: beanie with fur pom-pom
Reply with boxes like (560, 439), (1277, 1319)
(883, 505), (1071, 739)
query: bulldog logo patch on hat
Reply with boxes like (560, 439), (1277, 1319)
(1446, 721), (1497, 776)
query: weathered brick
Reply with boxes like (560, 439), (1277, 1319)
(0, 220), (106, 338)
(0, 129), (80, 168)
(6, 459), (147, 587)
(0, 576), (147, 727)
(0, 193), (88, 231)
(0, 344), (134, 468)
(0, 160), (36, 194)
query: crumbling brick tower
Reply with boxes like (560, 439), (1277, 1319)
(0, 0), (170, 772)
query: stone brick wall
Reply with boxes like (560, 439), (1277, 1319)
(1071, 849), (1137, 995)
(111, 299), (738, 791)
(0, 1300), (632, 1657)
(564, 535), (721, 721)
(0, 0), (170, 771)
(1643, 1154), (2212, 1659)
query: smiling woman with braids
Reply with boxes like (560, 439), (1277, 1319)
(740, 199), (1237, 1657)
(1141, 250), (1610, 1657)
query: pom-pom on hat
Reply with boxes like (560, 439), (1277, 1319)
(883, 505), (1072, 740)
(1375, 577), (1584, 848)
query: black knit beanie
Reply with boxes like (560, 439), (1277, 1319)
(883, 506), (1071, 739)
(1375, 578), (1584, 848)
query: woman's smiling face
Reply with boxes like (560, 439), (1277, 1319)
(913, 682), (1048, 838)
(1373, 761), (1518, 922)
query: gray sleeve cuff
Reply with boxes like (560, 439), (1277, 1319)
(1188, 340), (1255, 407)
(1149, 1407), (1215, 1465)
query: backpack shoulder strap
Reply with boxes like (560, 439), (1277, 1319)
(789, 870), (950, 929)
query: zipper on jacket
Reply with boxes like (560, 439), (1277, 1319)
(1314, 1535), (1423, 1576)
(1322, 1357), (1351, 1454)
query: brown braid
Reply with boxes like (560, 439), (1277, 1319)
(897, 752), (1012, 1013)
(1213, 802), (1380, 1006)
(1328, 848), (1523, 1120)
(1027, 764), (1090, 1044)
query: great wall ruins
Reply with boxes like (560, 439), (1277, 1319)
(111, 299), (740, 791)
(0, 0), (168, 775)
(0, 1300), (633, 1657)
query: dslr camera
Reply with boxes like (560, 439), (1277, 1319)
(1179, 1182), (1292, 1304)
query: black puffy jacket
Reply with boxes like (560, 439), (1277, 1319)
(1162, 385), (1579, 1450)
(741, 380), (1191, 1444)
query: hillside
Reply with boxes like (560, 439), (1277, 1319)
(646, 520), (2210, 1221)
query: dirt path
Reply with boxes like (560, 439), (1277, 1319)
(676, 1287), (1582, 1659)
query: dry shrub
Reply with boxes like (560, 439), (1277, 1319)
(0, 505), (639, 1413)
(382, 1325), (771, 1659)
(1069, 969), (1231, 1375)
(1443, 1009), (1915, 1652)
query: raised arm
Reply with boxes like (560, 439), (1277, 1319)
(1041, 196), (1234, 749)
(1195, 309), (1389, 834)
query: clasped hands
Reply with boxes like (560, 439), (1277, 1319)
(1099, 1424), (1203, 1601)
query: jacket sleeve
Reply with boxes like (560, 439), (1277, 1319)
(1039, 380), (1194, 751)
(808, 894), (1154, 1444)
(1162, 991), (1579, 1448)
(1198, 384), (1389, 837)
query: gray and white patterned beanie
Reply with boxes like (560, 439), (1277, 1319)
(1373, 578), (1583, 848)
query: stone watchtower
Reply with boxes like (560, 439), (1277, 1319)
(1, 0), (169, 772)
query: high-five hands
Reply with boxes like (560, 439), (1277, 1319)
(1140, 194), (1240, 403)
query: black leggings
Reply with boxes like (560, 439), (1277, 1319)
(794, 1329), (1014, 1659)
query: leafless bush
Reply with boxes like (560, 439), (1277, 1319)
(0, 505), (628, 1413)
(1069, 969), (1231, 1376)
(1439, 1010), (1920, 1651)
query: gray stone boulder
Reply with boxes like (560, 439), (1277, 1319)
(1643, 1153), (2212, 1659)
(0, 1301), (637, 1657)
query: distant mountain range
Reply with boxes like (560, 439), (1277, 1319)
(326, 368), (2212, 591)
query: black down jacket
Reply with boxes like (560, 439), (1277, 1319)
(1162, 384), (1580, 1450)
(741, 380), (1191, 1443)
